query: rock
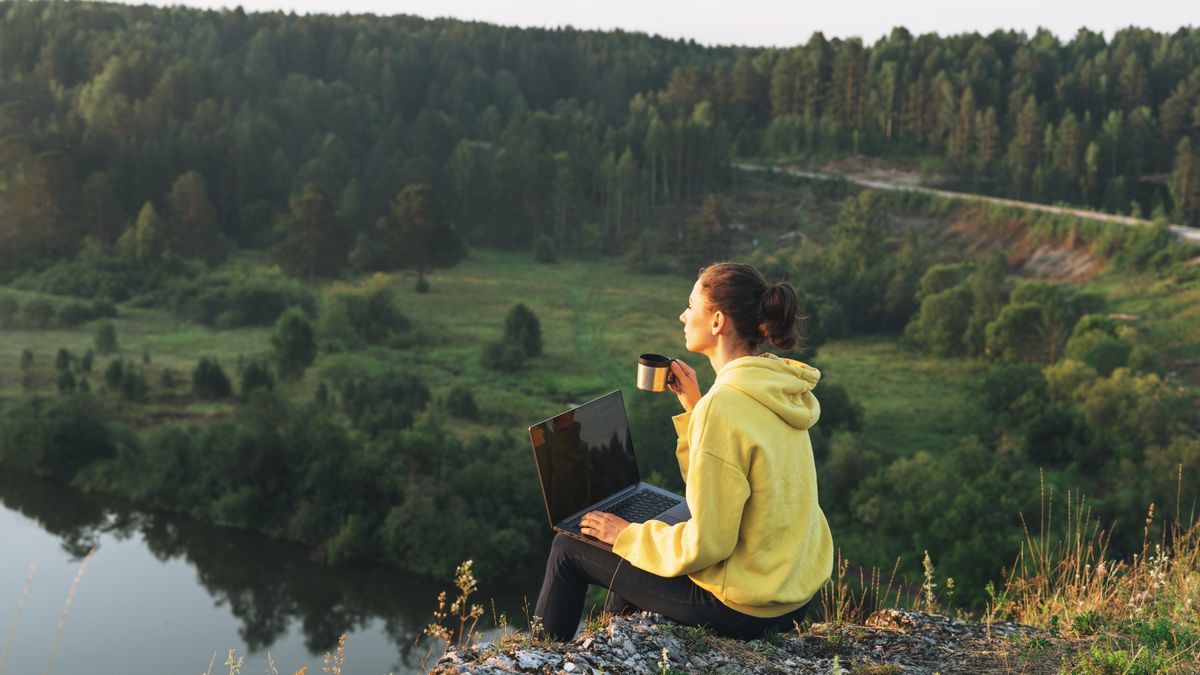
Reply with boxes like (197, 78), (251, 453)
(431, 608), (1052, 675)
(513, 649), (548, 671)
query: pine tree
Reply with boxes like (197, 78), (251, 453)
(167, 171), (224, 264)
(1008, 96), (1042, 168)
(392, 183), (465, 291)
(1169, 137), (1200, 226)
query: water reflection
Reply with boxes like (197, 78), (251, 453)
(0, 471), (535, 661)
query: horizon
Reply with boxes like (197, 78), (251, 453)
(108, 0), (1196, 47)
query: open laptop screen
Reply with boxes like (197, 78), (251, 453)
(529, 390), (640, 526)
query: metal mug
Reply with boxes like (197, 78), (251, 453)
(636, 353), (676, 393)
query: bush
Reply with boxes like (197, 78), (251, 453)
(24, 240), (190, 301)
(445, 386), (479, 419)
(985, 303), (1048, 363)
(338, 370), (431, 435)
(480, 339), (526, 371)
(534, 235), (557, 263)
(320, 276), (410, 346)
(0, 395), (119, 479)
(192, 358), (232, 399)
(103, 359), (125, 390)
(56, 370), (76, 393)
(1081, 337), (1132, 376)
(0, 295), (18, 327)
(504, 303), (542, 357)
(239, 359), (275, 395)
(905, 286), (973, 356)
(118, 366), (149, 402)
(271, 308), (316, 380)
(166, 270), (315, 327)
(94, 320), (118, 355)
(55, 348), (72, 372)
(22, 298), (55, 328)
(81, 349), (94, 373)
(57, 301), (93, 327)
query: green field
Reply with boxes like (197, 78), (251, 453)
(5, 242), (1198, 461)
(0, 248), (996, 463)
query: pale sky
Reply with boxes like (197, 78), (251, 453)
(128, 0), (1195, 47)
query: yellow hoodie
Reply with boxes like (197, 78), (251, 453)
(611, 353), (834, 618)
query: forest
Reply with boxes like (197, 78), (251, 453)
(1, 0), (1199, 614)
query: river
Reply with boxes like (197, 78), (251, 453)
(0, 472), (537, 675)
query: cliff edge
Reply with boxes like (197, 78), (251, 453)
(431, 608), (1061, 674)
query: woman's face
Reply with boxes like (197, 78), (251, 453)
(680, 278), (715, 354)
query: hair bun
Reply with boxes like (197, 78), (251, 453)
(758, 283), (799, 352)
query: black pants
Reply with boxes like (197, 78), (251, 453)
(534, 533), (810, 641)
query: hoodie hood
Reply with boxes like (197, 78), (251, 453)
(713, 353), (821, 430)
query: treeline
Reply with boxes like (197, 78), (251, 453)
(751, 27), (1200, 223)
(0, 0), (734, 276)
(0, 388), (548, 583)
(7, 3), (1200, 286)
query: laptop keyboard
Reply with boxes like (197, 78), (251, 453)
(605, 490), (681, 523)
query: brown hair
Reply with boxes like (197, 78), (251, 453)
(699, 262), (802, 352)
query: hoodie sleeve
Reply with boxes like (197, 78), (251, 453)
(612, 396), (751, 577)
(671, 410), (691, 482)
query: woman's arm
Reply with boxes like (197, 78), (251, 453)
(612, 392), (751, 577)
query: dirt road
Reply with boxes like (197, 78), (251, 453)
(736, 163), (1200, 245)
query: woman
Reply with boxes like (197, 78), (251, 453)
(533, 261), (834, 641)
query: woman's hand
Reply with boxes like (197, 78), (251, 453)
(580, 511), (630, 545)
(669, 359), (701, 413)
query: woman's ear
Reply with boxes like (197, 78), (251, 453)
(710, 310), (725, 336)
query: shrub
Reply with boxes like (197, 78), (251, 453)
(55, 348), (72, 372)
(104, 359), (124, 390)
(118, 366), (149, 402)
(504, 303), (542, 357)
(239, 359), (275, 396)
(166, 270), (315, 327)
(338, 370), (431, 434)
(1081, 337), (1132, 376)
(0, 295), (18, 326)
(80, 349), (94, 373)
(445, 386), (479, 419)
(57, 301), (94, 327)
(534, 235), (557, 263)
(22, 298), (55, 328)
(271, 308), (316, 380)
(56, 370), (76, 393)
(320, 276), (410, 346)
(480, 339), (526, 371)
(905, 286), (973, 356)
(94, 320), (118, 355)
(192, 358), (232, 399)
(985, 303), (1049, 363)
(0, 395), (119, 478)
(26, 239), (189, 301)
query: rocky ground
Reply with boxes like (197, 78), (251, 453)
(431, 608), (1076, 674)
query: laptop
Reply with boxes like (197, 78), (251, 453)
(528, 389), (690, 551)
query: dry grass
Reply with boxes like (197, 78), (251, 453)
(1000, 475), (1200, 672)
